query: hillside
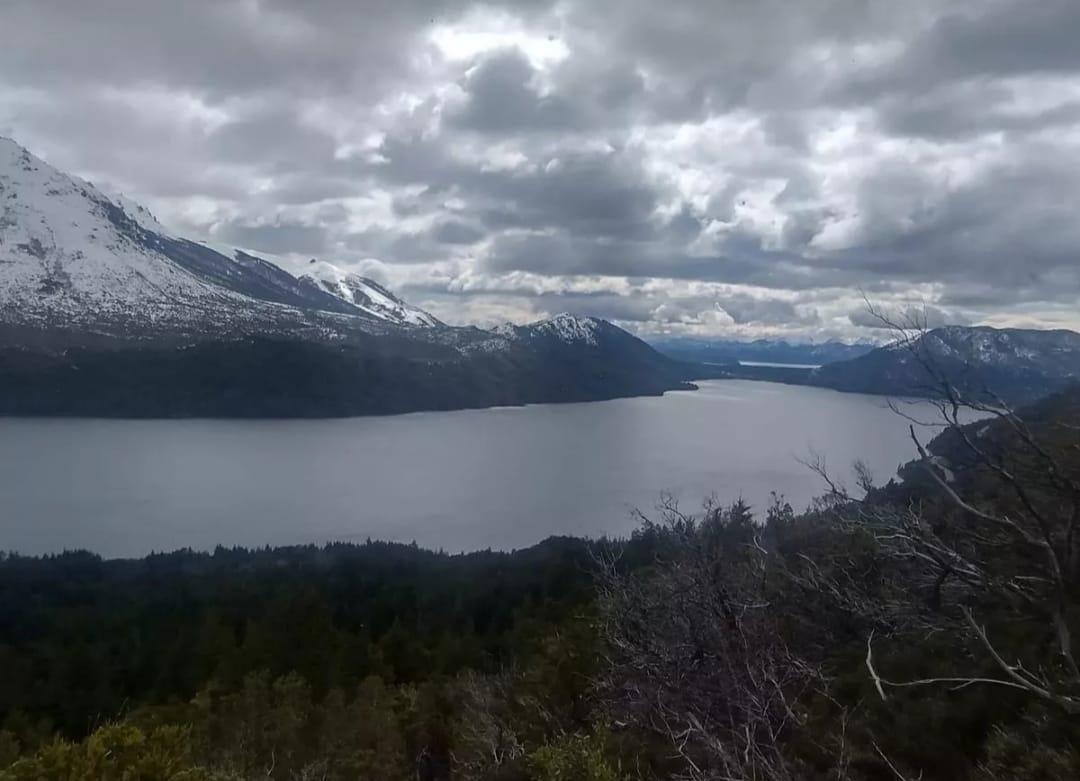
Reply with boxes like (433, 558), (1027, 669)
(0, 325), (695, 418)
(881, 383), (1080, 506)
(809, 325), (1080, 404)
(0, 137), (696, 417)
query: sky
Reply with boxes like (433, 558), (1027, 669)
(2, 0), (1079, 341)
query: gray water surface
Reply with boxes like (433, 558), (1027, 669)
(0, 381), (931, 558)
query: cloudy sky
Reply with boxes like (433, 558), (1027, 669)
(3, 0), (1079, 341)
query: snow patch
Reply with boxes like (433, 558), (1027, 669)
(494, 313), (605, 346)
(297, 260), (441, 327)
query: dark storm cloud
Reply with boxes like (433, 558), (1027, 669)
(431, 220), (485, 245)
(446, 49), (581, 133)
(557, 0), (934, 118)
(480, 231), (831, 291)
(263, 174), (365, 206)
(3, 0), (1079, 336)
(848, 305), (968, 330)
(366, 132), (663, 241)
(0, 0), (557, 99)
(481, 153), (660, 240)
(720, 296), (817, 326)
(207, 108), (338, 169)
(844, 0), (1080, 100)
(447, 46), (655, 134)
(810, 150), (1080, 290)
(342, 226), (452, 264)
(215, 220), (329, 256)
(873, 84), (1080, 141)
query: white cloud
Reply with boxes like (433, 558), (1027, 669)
(3, 0), (1079, 339)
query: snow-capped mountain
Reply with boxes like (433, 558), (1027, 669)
(913, 325), (1080, 371)
(811, 325), (1080, 404)
(0, 136), (252, 335)
(4, 136), (1075, 416)
(0, 137), (698, 416)
(494, 313), (604, 346)
(0, 136), (438, 338)
(488, 312), (688, 387)
(297, 260), (441, 327)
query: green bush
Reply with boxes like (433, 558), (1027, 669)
(528, 732), (619, 781)
(1, 723), (225, 781)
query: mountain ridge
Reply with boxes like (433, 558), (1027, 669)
(807, 324), (1080, 405)
(0, 135), (451, 337)
(5, 136), (1073, 416)
(0, 137), (697, 417)
(295, 259), (442, 327)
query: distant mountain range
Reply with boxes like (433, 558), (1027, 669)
(0, 137), (694, 416)
(682, 325), (1080, 406)
(651, 338), (874, 367)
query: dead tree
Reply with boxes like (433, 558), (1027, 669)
(845, 305), (1080, 714)
(450, 672), (526, 780)
(594, 497), (825, 780)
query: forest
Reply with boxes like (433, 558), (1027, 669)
(2, 358), (1080, 778)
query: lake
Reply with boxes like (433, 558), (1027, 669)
(0, 380), (935, 558)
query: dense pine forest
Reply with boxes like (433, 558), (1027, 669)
(0, 537), (612, 779)
(3, 378), (1080, 779)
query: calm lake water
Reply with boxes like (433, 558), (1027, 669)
(0, 380), (934, 558)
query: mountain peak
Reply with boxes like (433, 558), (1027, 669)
(814, 324), (1080, 404)
(114, 193), (169, 235)
(547, 312), (602, 325)
(297, 260), (441, 327)
(536, 313), (604, 344)
(0, 135), (241, 334)
(0, 136), (444, 336)
(0, 135), (33, 161)
(492, 313), (609, 346)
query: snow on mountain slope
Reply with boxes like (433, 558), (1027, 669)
(529, 313), (603, 345)
(175, 244), (441, 327)
(0, 136), (256, 334)
(296, 260), (441, 327)
(114, 194), (171, 234)
(0, 135), (664, 374)
(0, 137), (705, 415)
(811, 324), (1080, 404)
(920, 325), (1080, 372)
(493, 313), (604, 345)
(872, 326), (1080, 378)
(0, 137), (439, 339)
